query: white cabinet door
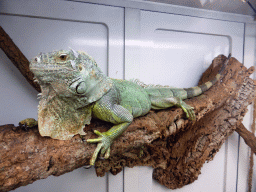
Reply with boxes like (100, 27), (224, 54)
(0, 0), (124, 191)
(125, 9), (244, 192)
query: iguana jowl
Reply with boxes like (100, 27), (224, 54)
(27, 49), (231, 165)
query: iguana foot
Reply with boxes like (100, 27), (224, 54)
(87, 130), (113, 165)
(19, 118), (38, 131)
(178, 101), (195, 120)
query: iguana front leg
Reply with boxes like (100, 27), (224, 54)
(87, 122), (131, 165)
(150, 96), (195, 120)
(88, 101), (133, 165)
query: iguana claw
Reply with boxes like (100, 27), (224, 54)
(87, 130), (112, 165)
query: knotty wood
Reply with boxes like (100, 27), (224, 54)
(1, 55), (255, 191)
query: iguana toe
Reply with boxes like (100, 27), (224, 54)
(94, 130), (103, 136)
(104, 148), (111, 159)
(89, 143), (103, 165)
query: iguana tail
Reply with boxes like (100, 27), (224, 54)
(184, 53), (231, 98)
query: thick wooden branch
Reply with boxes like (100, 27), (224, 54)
(0, 55), (255, 191)
(236, 123), (256, 154)
(0, 26), (40, 92)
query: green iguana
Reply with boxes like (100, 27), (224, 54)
(22, 49), (231, 165)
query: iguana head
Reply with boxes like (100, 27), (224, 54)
(30, 49), (78, 83)
(30, 49), (112, 140)
(30, 49), (112, 100)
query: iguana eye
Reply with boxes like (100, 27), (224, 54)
(59, 54), (67, 61)
(35, 57), (40, 62)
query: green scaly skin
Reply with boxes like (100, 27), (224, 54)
(22, 49), (231, 165)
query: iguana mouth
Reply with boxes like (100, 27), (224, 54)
(30, 63), (76, 83)
(30, 64), (75, 73)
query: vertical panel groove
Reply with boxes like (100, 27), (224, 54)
(236, 136), (241, 192)
(224, 141), (228, 192)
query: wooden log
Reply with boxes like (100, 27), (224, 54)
(0, 55), (255, 191)
(0, 26), (40, 92)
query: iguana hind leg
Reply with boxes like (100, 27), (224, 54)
(150, 96), (195, 120)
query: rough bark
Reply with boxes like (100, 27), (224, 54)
(0, 26), (40, 92)
(0, 55), (255, 191)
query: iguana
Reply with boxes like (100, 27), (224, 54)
(22, 49), (231, 165)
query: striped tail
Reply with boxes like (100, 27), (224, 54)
(184, 54), (231, 98)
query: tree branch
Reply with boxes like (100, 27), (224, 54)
(236, 123), (256, 155)
(0, 54), (255, 191)
(0, 26), (40, 92)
